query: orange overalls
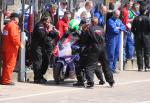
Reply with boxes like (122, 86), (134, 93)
(1, 20), (20, 84)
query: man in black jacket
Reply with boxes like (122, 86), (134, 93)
(31, 16), (53, 84)
(131, 5), (150, 71)
(74, 17), (115, 88)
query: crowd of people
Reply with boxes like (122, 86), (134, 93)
(0, 0), (150, 89)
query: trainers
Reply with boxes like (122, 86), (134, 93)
(41, 77), (47, 82)
(99, 81), (105, 85)
(86, 82), (94, 88)
(55, 81), (60, 85)
(145, 67), (150, 72)
(73, 82), (84, 87)
(138, 69), (143, 72)
(34, 78), (47, 84)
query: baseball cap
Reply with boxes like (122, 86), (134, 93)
(10, 12), (20, 18)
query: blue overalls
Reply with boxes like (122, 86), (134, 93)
(94, 11), (104, 27)
(123, 31), (135, 60)
(106, 17), (126, 72)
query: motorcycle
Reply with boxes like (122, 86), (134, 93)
(53, 37), (80, 84)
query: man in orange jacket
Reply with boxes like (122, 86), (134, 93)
(1, 13), (20, 85)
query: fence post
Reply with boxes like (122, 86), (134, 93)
(18, 0), (26, 82)
(119, 31), (124, 71)
(0, 0), (4, 79)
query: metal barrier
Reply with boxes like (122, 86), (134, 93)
(0, 0), (4, 79)
(119, 32), (124, 71)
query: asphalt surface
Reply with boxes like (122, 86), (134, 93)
(1, 70), (150, 103)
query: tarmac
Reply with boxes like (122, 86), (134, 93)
(0, 61), (150, 103)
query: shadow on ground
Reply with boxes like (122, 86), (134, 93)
(25, 79), (79, 88)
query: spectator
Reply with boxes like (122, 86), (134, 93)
(56, 11), (71, 39)
(106, 3), (114, 22)
(42, 4), (58, 26)
(122, 1), (135, 69)
(131, 5), (150, 71)
(58, 0), (68, 19)
(75, 11), (88, 24)
(121, 1), (130, 29)
(1, 13), (20, 85)
(128, 3), (140, 20)
(94, 5), (107, 28)
(106, 10), (126, 73)
(71, 11), (76, 20)
(76, 1), (93, 22)
(114, 0), (121, 10)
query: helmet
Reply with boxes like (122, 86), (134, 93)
(68, 19), (79, 32)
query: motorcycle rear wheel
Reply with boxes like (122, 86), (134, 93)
(53, 62), (64, 84)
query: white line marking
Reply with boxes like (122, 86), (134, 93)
(116, 79), (150, 85)
(0, 88), (83, 101)
(1, 79), (150, 101)
(138, 101), (150, 103)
